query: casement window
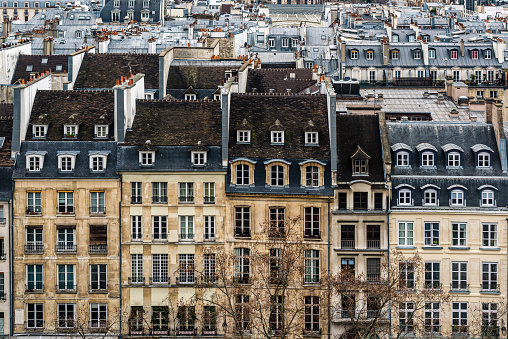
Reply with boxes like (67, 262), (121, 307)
(90, 264), (107, 291)
(33, 125), (47, 138)
(58, 156), (74, 172)
(27, 191), (41, 213)
(234, 207), (250, 237)
(452, 302), (468, 333)
(235, 295), (250, 332)
(152, 307), (169, 332)
(58, 191), (74, 213)
(374, 193), (383, 210)
(268, 39), (275, 48)
(451, 262), (468, 291)
(424, 262), (440, 289)
(351, 50), (358, 59)
(270, 295), (283, 332)
(430, 70), (437, 81)
(451, 50), (458, 59)
(396, 151), (409, 166)
(94, 125), (108, 138)
(481, 190), (495, 206)
(369, 70), (376, 82)
(482, 262), (498, 292)
(341, 258), (355, 276)
(236, 164), (250, 185)
(131, 216), (142, 241)
(353, 192), (367, 210)
(152, 216), (168, 240)
(27, 155), (43, 171)
(304, 250), (320, 284)
(90, 191), (105, 214)
(204, 253), (216, 283)
(64, 125), (78, 138)
(418, 70), (424, 78)
(305, 132), (318, 145)
(237, 130), (251, 143)
(270, 165), (284, 187)
(395, 70), (401, 78)
(26, 228), (43, 253)
(192, 152), (206, 166)
(366, 225), (380, 248)
(399, 262), (414, 289)
(234, 248), (250, 284)
(131, 182), (142, 204)
(482, 223), (497, 247)
(482, 303), (499, 337)
(152, 182), (168, 204)
(353, 159), (367, 174)
(179, 254), (195, 284)
(451, 223), (467, 247)
(130, 307), (143, 332)
(398, 222), (414, 246)
(366, 50), (374, 60)
(448, 152), (460, 167)
(90, 155), (106, 172)
(152, 254), (169, 284)
(292, 38), (298, 47)
(304, 207), (320, 239)
(399, 302), (415, 333)
(450, 190), (465, 206)
(57, 303), (75, 328)
(413, 50), (421, 59)
(26, 264), (43, 290)
(140, 152), (154, 166)
(179, 216), (194, 241)
(27, 303), (44, 328)
(269, 207), (285, 237)
(485, 49), (492, 59)
(487, 70), (494, 81)
(341, 225), (355, 249)
(113, 0), (119, 6)
(204, 215), (215, 241)
(490, 90), (498, 98)
(131, 254), (143, 283)
(178, 306), (195, 332)
(366, 258), (380, 282)
(423, 189), (438, 206)
(391, 50), (399, 60)
(424, 303), (440, 334)
(90, 303), (107, 329)
(203, 306), (216, 332)
(204, 182), (215, 203)
(421, 151), (434, 167)
(392, 34), (399, 42)
(142, 0), (149, 6)
(269, 249), (282, 284)
(305, 166), (319, 187)
(398, 189), (412, 206)
(57, 264), (75, 291)
(281, 38), (289, 48)
(453, 70), (460, 82)
(179, 183), (194, 203)
(271, 131), (284, 144)
(338, 193), (347, 210)
(478, 152), (491, 168)
(472, 50), (479, 59)
(424, 222), (440, 246)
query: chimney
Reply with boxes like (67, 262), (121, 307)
(460, 39), (464, 57)
(43, 36), (54, 56)
(148, 37), (156, 54)
(2, 19), (12, 36)
(340, 41), (346, 63)
(382, 37), (389, 65)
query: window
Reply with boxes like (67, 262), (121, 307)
(192, 152), (206, 166)
(341, 258), (355, 276)
(304, 207), (320, 239)
(424, 302), (440, 334)
(477, 91), (485, 99)
(55, 64), (62, 71)
(452, 223), (467, 247)
(151, 182), (167, 204)
(421, 152), (434, 167)
(90, 264), (107, 291)
(430, 70), (437, 81)
(58, 191), (74, 213)
(481, 190), (495, 206)
(128, 0), (134, 6)
(396, 151), (409, 166)
(453, 70), (460, 82)
(399, 302), (415, 333)
(414, 50), (421, 59)
(478, 152), (490, 168)
(178, 254), (195, 284)
(130, 307), (143, 333)
(487, 70), (494, 81)
(490, 91), (498, 98)
(131, 216), (142, 241)
(271, 131), (284, 144)
(177, 306), (195, 333)
(26, 228), (43, 253)
(367, 225), (380, 248)
(270, 165), (284, 186)
(142, 0), (149, 6)
(26, 264), (43, 290)
(204, 182), (214, 204)
(305, 132), (318, 145)
(482, 223), (497, 247)
(236, 164), (250, 185)
(268, 39), (275, 48)
(90, 303), (107, 329)
(418, 70), (424, 78)
(113, 0), (119, 5)
(269, 207), (285, 237)
(234, 248), (250, 284)
(451, 50), (458, 59)
(424, 222), (439, 246)
(351, 50), (358, 59)
(33, 125), (46, 138)
(26, 64), (32, 71)
(131, 254), (143, 283)
(235, 295), (250, 332)
(472, 50), (479, 59)
(131, 182), (142, 204)
(425, 262), (440, 289)
(485, 49), (492, 59)
(269, 249), (282, 284)
(353, 192), (367, 210)
(305, 166), (319, 187)
(269, 295), (283, 332)
(140, 152), (154, 166)
(292, 38), (298, 47)
(374, 193), (383, 210)
(448, 152), (460, 167)
(341, 225), (355, 249)
(423, 189), (437, 206)
(64, 125), (78, 138)
(237, 130), (251, 143)
(90, 191), (105, 214)
(395, 70), (401, 78)
(430, 50), (437, 59)
(392, 34), (399, 42)
(27, 191), (41, 213)
(281, 38), (288, 48)
(204, 253), (216, 283)
(57, 303), (75, 328)
(27, 304), (44, 328)
(366, 50), (373, 60)
(353, 159), (367, 174)
(152, 216), (167, 240)
(391, 50), (399, 60)
(399, 262), (414, 289)
(90, 156), (105, 172)
(398, 189), (412, 206)
(369, 70), (375, 82)
(398, 222), (414, 246)
(482, 303), (499, 338)
(59, 156), (74, 172)
(152, 254), (168, 283)
(178, 183), (194, 203)
(152, 307), (169, 333)
(367, 258), (380, 282)
(338, 193), (347, 210)
(235, 207), (250, 237)
(179, 216), (194, 241)
(27, 155), (42, 172)
(57, 264), (75, 291)
(304, 250), (319, 284)
(482, 262), (498, 292)
(204, 215), (215, 241)
(452, 262), (468, 291)
(57, 228), (75, 252)
(452, 302), (468, 334)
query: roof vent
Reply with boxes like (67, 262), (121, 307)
(269, 88), (275, 93)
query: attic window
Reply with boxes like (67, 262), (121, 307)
(90, 155), (107, 172)
(55, 65), (62, 71)
(185, 94), (196, 101)
(354, 159), (368, 174)
(57, 152), (79, 172)
(94, 125), (108, 138)
(26, 65), (33, 72)
(391, 50), (399, 60)
(128, 0), (134, 6)
(33, 125), (47, 138)
(485, 49), (492, 59)
(41, 58), (48, 65)
(351, 50), (358, 59)
(237, 130), (251, 144)
(413, 50), (421, 60)
(140, 151), (154, 166)
(289, 72), (296, 79)
(27, 155), (44, 172)
(472, 50), (479, 60)
(366, 50), (374, 60)
(305, 132), (318, 146)
(64, 125), (78, 138)
(191, 152), (207, 166)
(143, 0), (149, 7)
(271, 131), (284, 145)
(351, 145), (371, 176)
(450, 50), (458, 60)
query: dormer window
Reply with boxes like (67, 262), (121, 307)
(192, 152), (207, 166)
(366, 50), (374, 60)
(429, 49), (436, 59)
(128, 0), (134, 6)
(472, 50), (479, 60)
(26, 65), (33, 72)
(27, 155), (43, 172)
(305, 132), (318, 145)
(423, 189), (438, 206)
(413, 50), (421, 60)
(408, 35), (415, 42)
(354, 159), (367, 174)
(478, 152), (490, 168)
(398, 188), (412, 206)
(392, 34), (399, 42)
(59, 156), (73, 171)
(485, 49), (492, 59)
(391, 50), (399, 60)
(41, 58), (48, 64)
(480, 188), (496, 207)
(451, 50), (458, 60)
(271, 131), (284, 144)
(64, 125), (78, 138)
(421, 152), (434, 167)
(113, 0), (119, 6)
(140, 152), (154, 166)
(396, 151), (410, 167)
(185, 94), (196, 101)
(450, 189), (465, 206)
(95, 125), (108, 138)
(237, 130), (251, 143)
(143, 0), (149, 7)
(33, 125), (47, 138)
(350, 145), (370, 176)
(89, 151), (109, 172)
(351, 50), (358, 59)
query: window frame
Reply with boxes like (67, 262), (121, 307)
(33, 125), (47, 138)
(482, 223), (497, 248)
(451, 222), (467, 247)
(179, 215), (194, 241)
(421, 151), (435, 167)
(152, 253), (169, 284)
(305, 131), (318, 145)
(271, 131), (284, 144)
(423, 189), (438, 206)
(424, 222), (440, 247)
(396, 151), (410, 167)
(139, 151), (155, 166)
(447, 152), (461, 168)
(178, 182), (194, 204)
(304, 250), (320, 284)
(191, 151), (207, 166)
(398, 189), (412, 206)
(450, 189), (465, 206)
(398, 222), (414, 246)
(237, 130), (251, 143)
(477, 152), (491, 168)
(481, 190), (495, 207)
(152, 216), (168, 241)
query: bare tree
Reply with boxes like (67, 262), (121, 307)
(69, 304), (124, 339)
(467, 299), (508, 339)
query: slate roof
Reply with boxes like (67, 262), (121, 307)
(427, 43), (501, 68)
(337, 114), (385, 183)
(228, 93), (330, 159)
(166, 66), (230, 90)
(74, 53), (159, 89)
(123, 100), (222, 146)
(388, 43), (425, 68)
(26, 90), (115, 141)
(344, 42), (384, 67)
(0, 104), (14, 167)
(11, 55), (68, 84)
(246, 68), (316, 94)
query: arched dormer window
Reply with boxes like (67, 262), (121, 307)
(395, 184), (415, 206)
(471, 144), (494, 169)
(416, 143), (437, 168)
(299, 160), (325, 188)
(478, 185), (497, 207)
(471, 49), (479, 60)
(442, 143), (464, 168)
(448, 185), (468, 207)
(231, 158), (256, 186)
(366, 49), (374, 60)
(57, 151), (79, 172)
(350, 49), (359, 60)
(26, 151), (47, 172)
(391, 143), (412, 167)
(428, 49), (436, 59)
(264, 159), (290, 187)
(391, 49), (399, 60)
(89, 151), (110, 172)
(421, 184), (440, 206)
(484, 49), (492, 60)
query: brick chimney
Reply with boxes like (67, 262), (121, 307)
(2, 19), (12, 36)
(460, 39), (464, 57)
(43, 36), (54, 55)
(382, 37), (389, 65)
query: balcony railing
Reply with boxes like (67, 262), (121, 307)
(131, 233), (142, 241)
(25, 242), (43, 254)
(177, 329), (196, 336)
(26, 208), (42, 216)
(57, 206), (74, 214)
(152, 196), (168, 204)
(152, 327), (169, 335)
(25, 320), (44, 330)
(202, 328), (217, 336)
(176, 276), (195, 285)
(89, 244), (107, 254)
(367, 274), (380, 282)
(56, 319), (76, 329)
(150, 276), (170, 284)
(179, 234), (194, 242)
(89, 320), (108, 331)
(451, 283), (469, 292)
(89, 284), (108, 293)
(204, 236), (216, 242)
(178, 196), (194, 204)
(0, 217), (5, 224)
(56, 284), (77, 293)
(425, 282), (443, 291)
(424, 325), (442, 336)
(332, 309), (388, 322)
(152, 234), (168, 241)
(0, 292), (6, 300)
(131, 196), (142, 204)
(366, 240), (380, 249)
(341, 240), (355, 249)
(129, 276), (144, 284)
(90, 206), (106, 215)
(25, 284), (44, 293)
(304, 231), (321, 240)
(56, 244), (76, 253)
(481, 283), (500, 293)
(268, 228), (286, 238)
(234, 229), (251, 238)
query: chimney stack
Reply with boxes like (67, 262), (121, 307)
(460, 39), (464, 57)
(2, 19), (12, 36)
(43, 36), (54, 56)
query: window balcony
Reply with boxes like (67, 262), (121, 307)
(56, 284), (77, 293)
(151, 327), (169, 336)
(25, 242), (43, 254)
(26, 207), (42, 216)
(481, 283), (500, 293)
(25, 320), (44, 330)
(268, 227), (286, 238)
(56, 244), (76, 253)
(202, 328), (217, 336)
(304, 230), (321, 240)
(89, 320), (108, 332)
(150, 276), (170, 284)
(152, 196), (168, 204)
(89, 206), (106, 215)
(0, 292), (6, 301)
(234, 229), (251, 238)
(450, 283), (469, 292)
(131, 233), (142, 241)
(89, 244), (107, 254)
(303, 329), (322, 337)
(128, 276), (144, 284)
(367, 274), (381, 282)
(152, 234), (168, 242)
(131, 196), (142, 204)
(366, 240), (380, 249)
(57, 206), (74, 215)
(424, 282), (443, 291)
(177, 329), (196, 336)
(341, 240), (355, 249)
(178, 196), (194, 204)
(25, 284), (44, 293)
(179, 234), (194, 242)
(176, 276), (195, 285)
(89, 284), (108, 293)
(56, 319), (76, 330)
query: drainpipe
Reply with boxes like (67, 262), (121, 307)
(327, 194), (331, 339)
(9, 180), (13, 338)
(387, 184), (391, 338)
(118, 173), (123, 338)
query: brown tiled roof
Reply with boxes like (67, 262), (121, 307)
(11, 55), (68, 84)
(166, 66), (229, 89)
(74, 53), (159, 89)
(124, 100), (222, 146)
(0, 104), (14, 166)
(246, 68), (316, 94)
(27, 90), (115, 141)
(228, 94), (330, 159)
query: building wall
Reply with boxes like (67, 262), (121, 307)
(0, 201), (10, 336)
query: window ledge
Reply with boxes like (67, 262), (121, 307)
(236, 142), (251, 145)
(420, 166), (437, 169)
(450, 290), (470, 294)
(446, 166), (463, 170)
(422, 246), (443, 249)
(479, 247), (500, 251)
(480, 290), (501, 295)
(304, 143), (319, 147)
(56, 213), (75, 217)
(396, 246), (417, 250)
(270, 143), (284, 146)
(448, 246), (470, 250)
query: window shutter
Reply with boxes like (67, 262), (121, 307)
(90, 225), (107, 244)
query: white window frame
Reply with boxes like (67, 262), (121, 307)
(482, 262), (498, 292)
(27, 155), (43, 172)
(399, 302), (415, 333)
(131, 254), (143, 283)
(414, 50), (421, 59)
(398, 222), (414, 246)
(423, 189), (438, 206)
(270, 165), (284, 187)
(305, 132), (318, 145)
(452, 302), (468, 333)
(447, 152), (460, 168)
(424, 262), (440, 289)
(58, 155), (75, 172)
(305, 166), (320, 187)
(268, 39), (275, 48)
(481, 190), (495, 207)
(90, 155), (106, 172)
(179, 215), (194, 241)
(396, 151), (410, 167)
(424, 302), (440, 334)
(478, 152), (491, 168)
(421, 151), (434, 167)
(152, 253), (168, 283)
(94, 125), (108, 138)
(152, 216), (168, 240)
(450, 189), (465, 206)
(90, 191), (105, 214)
(398, 189), (412, 206)
(179, 253), (195, 284)
(204, 182), (214, 204)
(178, 182), (194, 203)
(482, 223), (497, 247)
(57, 303), (75, 328)
(27, 303), (44, 328)
(424, 222), (440, 246)
(485, 49), (492, 59)
(191, 151), (207, 166)
(90, 264), (107, 291)
(451, 223), (467, 247)
(271, 131), (284, 144)
(236, 164), (250, 185)
(57, 264), (75, 290)
(139, 151), (155, 166)
(90, 303), (107, 329)
(351, 50), (358, 59)
(391, 50), (399, 60)
(204, 215), (215, 241)
(237, 130), (251, 143)
(428, 49), (436, 59)
(131, 215), (142, 241)
(304, 250), (320, 284)
(281, 38), (289, 48)
(33, 125), (47, 138)
(64, 125), (78, 138)
(366, 50), (374, 60)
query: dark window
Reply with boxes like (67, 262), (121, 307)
(338, 193), (347, 210)
(341, 225), (355, 249)
(367, 258), (380, 282)
(374, 193), (383, 210)
(366, 225), (380, 249)
(353, 192), (368, 210)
